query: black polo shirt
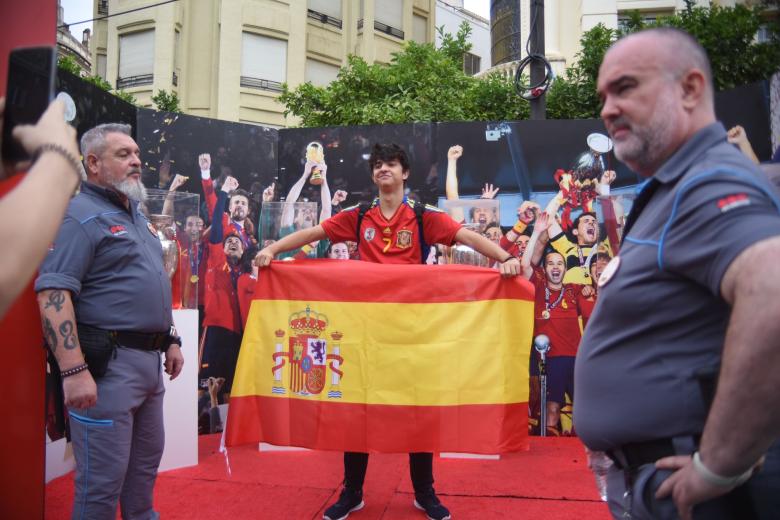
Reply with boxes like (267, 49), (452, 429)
(35, 182), (173, 333)
(574, 123), (780, 451)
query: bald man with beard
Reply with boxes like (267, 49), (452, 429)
(574, 28), (780, 520)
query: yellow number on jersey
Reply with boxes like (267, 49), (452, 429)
(382, 237), (392, 253)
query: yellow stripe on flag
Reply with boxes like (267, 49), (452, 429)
(232, 298), (532, 406)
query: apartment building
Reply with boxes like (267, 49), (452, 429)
(91, 0), (437, 126)
(485, 0), (767, 79)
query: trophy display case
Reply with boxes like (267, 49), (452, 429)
(143, 189), (201, 309)
(259, 201), (320, 259)
(439, 199), (500, 267)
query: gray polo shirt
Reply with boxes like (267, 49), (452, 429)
(35, 182), (173, 333)
(574, 123), (780, 451)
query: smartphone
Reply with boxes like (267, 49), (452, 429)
(1, 46), (57, 166)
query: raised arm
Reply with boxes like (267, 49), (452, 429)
(520, 211), (551, 280)
(545, 192), (564, 238)
(319, 162), (332, 222)
(727, 125), (760, 165)
(502, 201), (539, 250)
(162, 174), (188, 216)
(445, 145), (464, 223)
(199, 153), (218, 219)
(210, 176), (237, 244)
(281, 161), (314, 227)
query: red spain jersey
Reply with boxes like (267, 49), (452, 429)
(321, 200), (462, 265)
(531, 267), (583, 357)
(578, 290), (597, 329)
(203, 243), (242, 334)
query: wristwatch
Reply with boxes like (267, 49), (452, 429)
(164, 325), (182, 352)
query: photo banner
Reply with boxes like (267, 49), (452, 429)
(225, 260), (534, 453)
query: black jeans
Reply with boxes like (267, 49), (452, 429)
(344, 451), (434, 494)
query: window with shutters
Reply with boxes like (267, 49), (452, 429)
(308, 0), (342, 29)
(240, 32), (287, 93)
(117, 30), (154, 89)
(305, 59), (340, 87)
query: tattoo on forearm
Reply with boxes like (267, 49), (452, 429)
(43, 317), (57, 352)
(44, 290), (65, 312)
(59, 321), (77, 350)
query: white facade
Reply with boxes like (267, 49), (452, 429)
(435, 0), (491, 75)
(484, 0), (753, 80)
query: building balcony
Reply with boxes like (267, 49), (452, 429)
(307, 9), (342, 29)
(356, 19), (404, 39)
(117, 74), (153, 89)
(240, 76), (283, 93)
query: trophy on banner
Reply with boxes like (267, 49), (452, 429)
(306, 141), (325, 185)
(149, 213), (179, 278)
(553, 132), (614, 230)
(143, 188), (201, 309)
(439, 199), (499, 267)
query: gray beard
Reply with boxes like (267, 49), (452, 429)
(115, 177), (148, 202)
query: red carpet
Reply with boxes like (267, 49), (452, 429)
(45, 435), (611, 519)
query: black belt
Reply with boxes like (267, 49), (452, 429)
(607, 436), (700, 471)
(113, 330), (169, 351)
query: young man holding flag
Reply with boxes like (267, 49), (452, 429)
(255, 143), (521, 520)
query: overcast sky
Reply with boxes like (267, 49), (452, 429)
(58, 0), (492, 40)
(463, 0), (490, 19)
(60, 0), (94, 39)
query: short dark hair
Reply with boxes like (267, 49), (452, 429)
(483, 222), (501, 234)
(229, 188), (250, 204)
(543, 248), (565, 266)
(223, 232), (244, 248)
(368, 143), (410, 175)
(572, 211), (597, 230)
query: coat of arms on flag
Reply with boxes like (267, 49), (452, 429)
(226, 260), (533, 454)
(271, 305), (345, 398)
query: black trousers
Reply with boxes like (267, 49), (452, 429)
(344, 451), (434, 493)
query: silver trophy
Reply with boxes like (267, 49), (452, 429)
(440, 199), (500, 267)
(571, 133), (613, 183)
(149, 213), (179, 278)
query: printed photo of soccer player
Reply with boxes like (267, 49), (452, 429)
(137, 109), (277, 228)
(277, 123), (439, 212)
(521, 212), (593, 436)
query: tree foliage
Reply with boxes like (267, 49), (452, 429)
(56, 55), (138, 106)
(281, 5), (779, 126)
(548, 3), (779, 119)
(279, 22), (527, 126)
(57, 55), (82, 76)
(152, 89), (182, 113)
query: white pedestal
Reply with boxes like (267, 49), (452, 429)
(258, 443), (309, 452)
(159, 308), (199, 471)
(45, 436), (75, 483)
(439, 453), (500, 460)
(45, 309), (199, 480)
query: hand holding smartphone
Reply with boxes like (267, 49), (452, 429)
(1, 46), (58, 175)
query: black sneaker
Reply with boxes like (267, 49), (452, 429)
(323, 488), (364, 520)
(413, 490), (451, 520)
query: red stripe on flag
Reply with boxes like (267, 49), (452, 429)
(225, 396), (529, 454)
(256, 260), (534, 304)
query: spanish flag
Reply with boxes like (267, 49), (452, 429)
(225, 259), (534, 453)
